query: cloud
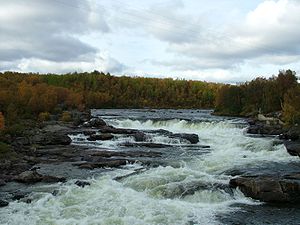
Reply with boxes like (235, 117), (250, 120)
(116, 0), (300, 71)
(0, 0), (115, 71)
(0, 53), (126, 74)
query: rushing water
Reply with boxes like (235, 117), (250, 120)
(0, 109), (296, 225)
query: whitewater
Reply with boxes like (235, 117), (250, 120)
(0, 109), (296, 225)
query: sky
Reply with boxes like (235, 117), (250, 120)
(0, 0), (300, 83)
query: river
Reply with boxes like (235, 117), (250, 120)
(0, 109), (298, 225)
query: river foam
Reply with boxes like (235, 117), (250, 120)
(0, 109), (296, 225)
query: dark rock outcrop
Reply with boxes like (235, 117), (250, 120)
(84, 118), (107, 128)
(75, 180), (91, 187)
(133, 132), (147, 142)
(279, 126), (300, 141)
(77, 159), (127, 169)
(120, 142), (172, 148)
(0, 179), (6, 186)
(169, 133), (199, 144)
(14, 170), (66, 184)
(284, 141), (300, 157)
(0, 200), (9, 207)
(32, 132), (72, 145)
(247, 121), (283, 135)
(87, 133), (114, 141)
(230, 175), (300, 203)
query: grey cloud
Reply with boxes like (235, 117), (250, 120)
(0, 0), (109, 63)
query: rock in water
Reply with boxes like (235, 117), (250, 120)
(87, 133), (114, 141)
(84, 118), (107, 128)
(14, 171), (43, 183)
(75, 180), (91, 187)
(0, 200), (9, 207)
(230, 175), (300, 203)
(284, 141), (300, 157)
(170, 133), (199, 144)
(14, 170), (66, 184)
(133, 132), (147, 142)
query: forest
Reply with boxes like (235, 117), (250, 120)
(0, 69), (299, 130)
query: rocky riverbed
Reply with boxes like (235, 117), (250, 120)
(1, 109), (300, 225)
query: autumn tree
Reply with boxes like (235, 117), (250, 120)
(0, 112), (5, 130)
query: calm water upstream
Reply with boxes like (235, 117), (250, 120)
(0, 109), (297, 225)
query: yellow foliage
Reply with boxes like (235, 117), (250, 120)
(60, 111), (72, 122)
(38, 112), (50, 122)
(0, 112), (4, 130)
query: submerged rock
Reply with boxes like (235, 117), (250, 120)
(230, 175), (300, 203)
(0, 200), (9, 207)
(169, 133), (199, 144)
(0, 179), (6, 186)
(75, 180), (91, 187)
(87, 133), (114, 141)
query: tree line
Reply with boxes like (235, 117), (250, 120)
(214, 69), (299, 124)
(0, 69), (299, 129)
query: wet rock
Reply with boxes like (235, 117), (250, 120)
(52, 190), (59, 196)
(83, 130), (96, 136)
(32, 132), (72, 145)
(87, 133), (114, 141)
(42, 175), (66, 183)
(14, 170), (66, 184)
(133, 132), (147, 142)
(0, 179), (6, 186)
(99, 126), (136, 134)
(284, 141), (300, 157)
(14, 170), (43, 183)
(0, 200), (9, 207)
(247, 121), (283, 136)
(75, 180), (91, 187)
(169, 133), (199, 144)
(12, 191), (30, 200)
(230, 175), (300, 203)
(78, 159), (127, 169)
(85, 118), (107, 128)
(121, 142), (172, 148)
(279, 126), (300, 141)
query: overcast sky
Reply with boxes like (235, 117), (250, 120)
(0, 0), (300, 83)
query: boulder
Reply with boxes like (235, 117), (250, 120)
(132, 132), (147, 142)
(75, 180), (91, 187)
(87, 133), (114, 141)
(169, 133), (199, 144)
(0, 200), (9, 207)
(120, 142), (172, 148)
(0, 179), (6, 187)
(83, 130), (96, 136)
(14, 170), (43, 183)
(284, 141), (300, 157)
(84, 118), (107, 128)
(100, 126), (138, 134)
(14, 170), (66, 184)
(230, 175), (300, 203)
(12, 191), (30, 200)
(32, 132), (72, 145)
(78, 159), (127, 169)
(247, 120), (283, 136)
(280, 127), (300, 141)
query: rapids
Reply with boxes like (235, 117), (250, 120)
(0, 109), (297, 225)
